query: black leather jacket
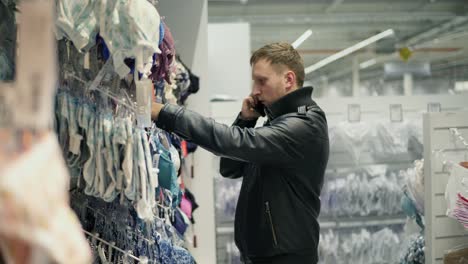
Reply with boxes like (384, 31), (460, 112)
(156, 87), (329, 262)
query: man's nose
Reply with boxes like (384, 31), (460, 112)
(252, 85), (261, 96)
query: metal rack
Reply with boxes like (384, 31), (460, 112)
(83, 231), (144, 263)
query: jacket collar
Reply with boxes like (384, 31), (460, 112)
(265, 86), (315, 120)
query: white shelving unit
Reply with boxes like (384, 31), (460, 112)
(316, 94), (468, 231)
(423, 111), (468, 264)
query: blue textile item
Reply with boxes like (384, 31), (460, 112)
(150, 134), (182, 206)
(159, 19), (165, 46)
(171, 209), (188, 236)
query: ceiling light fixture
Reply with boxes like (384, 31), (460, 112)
(292, 29), (313, 49)
(359, 58), (377, 69)
(305, 29), (395, 74)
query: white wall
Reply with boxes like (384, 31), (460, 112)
(184, 2), (217, 264)
(158, 1), (216, 263)
(157, 0), (204, 68)
(208, 23), (251, 100)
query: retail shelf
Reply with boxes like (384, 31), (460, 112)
(325, 162), (413, 176)
(319, 214), (407, 229)
(327, 151), (415, 169)
(216, 215), (407, 234)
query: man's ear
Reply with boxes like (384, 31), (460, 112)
(285, 71), (296, 91)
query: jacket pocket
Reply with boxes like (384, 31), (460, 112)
(265, 201), (278, 247)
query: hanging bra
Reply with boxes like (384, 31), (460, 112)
(55, 0), (99, 50)
(151, 135), (182, 206)
(99, 0), (162, 77)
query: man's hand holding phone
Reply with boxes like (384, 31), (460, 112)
(240, 95), (265, 120)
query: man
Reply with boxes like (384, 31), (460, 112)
(152, 42), (329, 264)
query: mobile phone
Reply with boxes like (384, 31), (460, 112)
(253, 102), (266, 117)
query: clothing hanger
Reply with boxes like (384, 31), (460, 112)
(83, 58), (136, 112)
(98, 241), (112, 264)
(83, 230), (142, 262)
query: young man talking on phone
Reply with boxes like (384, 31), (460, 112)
(151, 42), (329, 264)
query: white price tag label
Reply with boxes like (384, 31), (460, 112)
(69, 134), (83, 155)
(84, 52), (90, 70)
(136, 78), (153, 128)
(153, 154), (160, 169)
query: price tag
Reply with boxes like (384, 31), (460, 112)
(136, 78), (153, 128)
(69, 133), (83, 155)
(84, 52), (90, 70)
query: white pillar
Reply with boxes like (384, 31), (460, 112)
(404, 73), (413, 96)
(352, 57), (360, 97)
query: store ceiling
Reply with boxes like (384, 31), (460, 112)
(207, 0), (468, 83)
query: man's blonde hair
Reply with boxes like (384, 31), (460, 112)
(250, 42), (305, 88)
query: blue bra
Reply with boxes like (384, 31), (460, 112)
(151, 134), (182, 207)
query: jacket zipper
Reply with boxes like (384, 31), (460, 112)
(265, 201), (278, 246)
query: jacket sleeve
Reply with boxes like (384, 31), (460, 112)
(156, 104), (326, 165)
(219, 114), (258, 179)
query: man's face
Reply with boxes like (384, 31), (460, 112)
(251, 59), (289, 107)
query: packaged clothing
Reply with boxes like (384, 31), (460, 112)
(0, 133), (92, 264)
(445, 162), (468, 218)
(333, 121), (373, 164)
(371, 121), (411, 160)
(453, 193), (468, 229)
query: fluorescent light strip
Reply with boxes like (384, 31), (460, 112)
(292, 29), (313, 49)
(359, 58), (377, 69)
(305, 29), (394, 74)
